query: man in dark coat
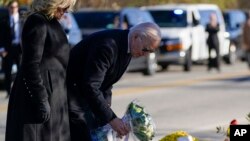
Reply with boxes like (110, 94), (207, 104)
(67, 22), (161, 141)
(206, 12), (220, 72)
(0, 1), (23, 97)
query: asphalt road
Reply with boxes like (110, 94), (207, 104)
(0, 61), (249, 141)
(112, 61), (250, 141)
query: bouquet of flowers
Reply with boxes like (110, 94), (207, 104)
(217, 113), (250, 141)
(91, 100), (156, 141)
(216, 119), (239, 141)
(216, 119), (238, 137)
(127, 100), (155, 141)
(160, 131), (199, 141)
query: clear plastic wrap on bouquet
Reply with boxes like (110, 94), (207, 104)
(91, 100), (156, 141)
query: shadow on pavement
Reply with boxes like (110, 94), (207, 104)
(222, 76), (250, 82)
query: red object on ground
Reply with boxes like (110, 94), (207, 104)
(230, 119), (238, 125)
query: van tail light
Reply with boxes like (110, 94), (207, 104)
(165, 43), (183, 51)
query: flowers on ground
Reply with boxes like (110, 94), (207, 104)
(160, 131), (199, 141)
(216, 119), (238, 138)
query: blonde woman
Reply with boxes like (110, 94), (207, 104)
(5, 0), (75, 141)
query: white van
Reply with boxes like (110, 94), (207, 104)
(142, 4), (207, 71)
(142, 4), (232, 71)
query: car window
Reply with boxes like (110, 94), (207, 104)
(223, 12), (230, 29)
(149, 9), (188, 27)
(121, 9), (153, 26)
(223, 11), (246, 28)
(73, 11), (118, 29)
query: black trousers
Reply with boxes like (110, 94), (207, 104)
(208, 46), (220, 71)
(3, 44), (21, 95)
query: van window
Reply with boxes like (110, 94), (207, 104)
(149, 10), (187, 27)
(121, 10), (154, 26)
(198, 10), (222, 26)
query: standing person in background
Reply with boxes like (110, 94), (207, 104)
(67, 22), (161, 141)
(0, 0), (23, 97)
(5, 0), (75, 141)
(206, 12), (220, 72)
(242, 11), (250, 69)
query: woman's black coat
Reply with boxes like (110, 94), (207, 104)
(5, 13), (71, 141)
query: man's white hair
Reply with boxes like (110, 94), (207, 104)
(129, 22), (161, 44)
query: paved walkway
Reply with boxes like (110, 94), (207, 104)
(0, 91), (8, 141)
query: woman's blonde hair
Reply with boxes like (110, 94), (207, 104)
(30, 0), (76, 19)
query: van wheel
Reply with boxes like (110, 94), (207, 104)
(161, 64), (169, 71)
(143, 53), (157, 76)
(183, 47), (192, 72)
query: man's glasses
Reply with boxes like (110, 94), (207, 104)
(139, 37), (155, 53)
(142, 48), (155, 53)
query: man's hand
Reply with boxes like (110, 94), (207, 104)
(109, 117), (130, 138)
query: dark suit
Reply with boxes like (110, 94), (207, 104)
(0, 13), (22, 95)
(67, 29), (132, 141)
(5, 12), (71, 141)
(206, 23), (220, 71)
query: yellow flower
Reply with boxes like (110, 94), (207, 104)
(160, 131), (199, 141)
(227, 127), (230, 137)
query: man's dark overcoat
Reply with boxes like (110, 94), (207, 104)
(206, 23), (220, 69)
(67, 29), (132, 141)
(5, 12), (71, 141)
(0, 11), (23, 95)
(0, 13), (14, 53)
